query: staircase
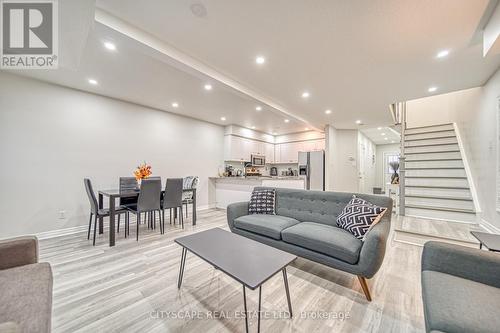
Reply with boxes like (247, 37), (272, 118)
(402, 123), (478, 223)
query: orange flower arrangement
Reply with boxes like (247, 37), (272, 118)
(134, 162), (152, 180)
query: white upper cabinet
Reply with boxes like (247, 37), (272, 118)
(224, 135), (325, 163)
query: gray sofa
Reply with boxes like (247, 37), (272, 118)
(227, 187), (393, 301)
(0, 236), (53, 333)
(422, 241), (500, 333)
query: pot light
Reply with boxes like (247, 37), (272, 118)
(428, 86), (437, 93)
(204, 84), (212, 91)
(220, 117), (226, 121)
(104, 42), (116, 51)
(391, 141), (395, 143)
(355, 120), (362, 125)
(377, 127), (382, 130)
(284, 119), (290, 123)
(272, 132), (277, 135)
(172, 102), (179, 108)
(436, 50), (449, 58)
(384, 137), (388, 140)
(325, 109), (332, 114)
(381, 133), (386, 136)
(255, 106), (262, 111)
(301, 91), (310, 99)
(255, 56), (265, 64)
(88, 79), (98, 85)
(251, 126), (256, 129)
(305, 127), (310, 131)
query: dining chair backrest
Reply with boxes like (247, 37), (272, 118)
(164, 178), (183, 208)
(84, 178), (98, 214)
(182, 176), (198, 200)
(137, 178), (162, 212)
(119, 177), (138, 206)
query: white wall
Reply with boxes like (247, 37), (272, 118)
(405, 68), (500, 230)
(0, 73), (224, 237)
(375, 144), (400, 188)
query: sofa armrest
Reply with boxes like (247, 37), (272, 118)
(357, 211), (391, 278)
(227, 201), (249, 231)
(422, 241), (500, 289)
(0, 236), (39, 270)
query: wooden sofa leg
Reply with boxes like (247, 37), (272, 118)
(357, 276), (372, 301)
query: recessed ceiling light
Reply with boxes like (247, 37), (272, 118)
(391, 141), (395, 143)
(255, 56), (265, 64)
(256, 106), (262, 111)
(381, 133), (386, 136)
(172, 102), (179, 108)
(436, 50), (450, 58)
(204, 84), (212, 91)
(88, 79), (98, 85)
(305, 127), (309, 131)
(284, 119), (290, 123)
(355, 120), (362, 125)
(251, 126), (256, 129)
(104, 42), (116, 51)
(428, 86), (437, 93)
(325, 109), (332, 114)
(272, 132), (277, 135)
(377, 127), (382, 130)
(384, 137), (388, 140)
(301, 91), (310, 99)
(220, 116), (226, 121)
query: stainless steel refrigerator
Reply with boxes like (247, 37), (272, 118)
(298, 150), (325, 190)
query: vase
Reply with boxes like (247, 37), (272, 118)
(137, 179), (142, 189)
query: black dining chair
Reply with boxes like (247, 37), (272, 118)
(84, 178), (128, 246)
(125, 178), (163, 241)
(117, 177), (137, 233)
(162, 178), (184, 230)
(182, 176), (198, 219)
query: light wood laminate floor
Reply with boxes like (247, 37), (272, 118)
(40, 210), (425, 333)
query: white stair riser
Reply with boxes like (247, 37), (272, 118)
(405, 124), (454, 135)
(406, 208), (476, 223)
(405, 130), (455, 140)
(405, 178), (469, 187)
(405, 137), (457, 147)
(405, 151), (461, 160)
(405, 144), (459, 154)
(406, 186), (472, 199)
(405, 169), (466, 177)
(405, 197), (474, 210)
(405, 160), (464, 168)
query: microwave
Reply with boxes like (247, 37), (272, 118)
(251, 155), (266, 166)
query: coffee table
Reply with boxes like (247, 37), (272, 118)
(470, 231), (500, 252)
(175, 228), (297, 332)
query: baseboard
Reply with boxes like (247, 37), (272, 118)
(36, 206), (215, 240)
(479, 218), (500, 234)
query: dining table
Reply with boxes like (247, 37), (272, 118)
(97, 188), (197, 247)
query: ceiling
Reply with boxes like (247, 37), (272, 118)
(5, 0), (500, 135)
(361, 127), (400, 145)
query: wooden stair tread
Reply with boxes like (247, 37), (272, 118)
(405, 194), (473, 201)
(405, 204), (475, 214)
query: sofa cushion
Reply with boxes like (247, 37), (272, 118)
(281, 222), (362, 264)
(422, 270), (500, 333)
(0, 263), (52, 333)
(234, 214), (300, 240)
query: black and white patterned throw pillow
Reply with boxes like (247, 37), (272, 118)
(249, 189), (276, 215)
(336, 196), (387, 240)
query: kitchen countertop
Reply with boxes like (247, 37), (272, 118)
(209, 176), (302, 180)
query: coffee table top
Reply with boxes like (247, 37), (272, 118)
(471, 231), (500, 252)
(175, 228), (296, 289)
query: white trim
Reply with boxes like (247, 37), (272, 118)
(479, 218), (500, 234)
(36, 206), (215, 240)
(453, 123), (481, 214)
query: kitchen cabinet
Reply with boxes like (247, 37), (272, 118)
(224, 136), (267, 162)
(274, 144), (281, 163)
(279, 142), (302, 163)
(264, 143), (275, 163)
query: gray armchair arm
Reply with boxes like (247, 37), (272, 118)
(0, 236), (38, 270)
(422, 241), (500, 289)
(227, 201), (249, 231)
(357, 212), (391, 278)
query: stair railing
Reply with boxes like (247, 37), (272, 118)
(390, 102), (407, 215)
